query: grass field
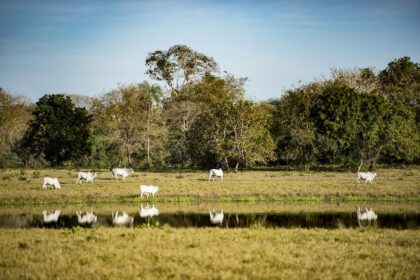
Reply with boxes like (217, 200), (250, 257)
(0, 227), (418, 279)
(1, 168), (418, 279)
(0, 167), (419, 204)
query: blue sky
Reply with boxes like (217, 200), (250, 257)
(1, 0), (419, 101)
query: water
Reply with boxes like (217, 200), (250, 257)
(0, 203), (418, 229)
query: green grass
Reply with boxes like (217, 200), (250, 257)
(0, 168), (419, 204)
(0, 227), (418, 279)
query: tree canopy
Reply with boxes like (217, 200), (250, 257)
(20, 94), (92, 166)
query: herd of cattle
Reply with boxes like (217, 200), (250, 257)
(39, 167), (379, 227)
(41, 168), (225, 198)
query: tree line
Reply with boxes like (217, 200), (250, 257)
(1, 45), (419, 170)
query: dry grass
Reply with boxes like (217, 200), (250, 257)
(0, 227), (418, 279)
(0, 167), (419, 204)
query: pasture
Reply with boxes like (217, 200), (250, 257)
(0, 227), (418, 279)
(0, 167), (419, 279)
(0, 167), (419, 204)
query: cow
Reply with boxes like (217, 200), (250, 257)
(139, 185), (159, 199)
(356, 172), (377, 185)
(208, 168), (223, 181)
(43, 210), (60, 223)
(209, 209), (224, 225)
(139, 204), (160, 218)
(111, 168), (134, 180)
(42, 177), (61, 189)
(76, 211), (97, 225)
(112, 211), (134, 227)
(76, 172), (97, 184)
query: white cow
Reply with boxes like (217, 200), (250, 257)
(209, 209), (224, 225)
(112, 211), (134, 227)
(356, 172), (377, 185)
(139, 185), (159, 199)
(43, 210), (60, 223)
(42, 177), (61, 189)
(139, 204), (160, 218)
(209, 168), (223, 181)
(76, 172), (97, 184)
(111, 168), (133, 180)
(76, 211), (97, 225)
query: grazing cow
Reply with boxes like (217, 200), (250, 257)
(356, 172), (377, 185)
(112, 211), (134, 227)
(209, 209), (224, 225)
(139, 185), (159, 199)
(208, 168), (223, 181)
(43, 210), (60, 223)
(139, 204), (160, 218)
(42, 177), (61, 189)
(76, 211), (97, 225)
(76, 172), (97, 184)
(111, 168), (133, 180)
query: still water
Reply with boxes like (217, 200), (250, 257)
(0, 202), (418, 229)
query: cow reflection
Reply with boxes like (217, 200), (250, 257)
(112, 211), (134, 227)
(209, 209), (224, 225)
(357, 207), (378, 227)
(139, 204), (159, 225)
(43, 210), (60, 223)
(76, 211), (97, 225)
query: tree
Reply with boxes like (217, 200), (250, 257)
(20, 94), (92, 166)
(138, 81), (166, 166)
(146, 45), (219, 166)
(227, 100), (275, 171)
(145, 45), (218, 97)
(270, 82), (322, 169)
(331, 67), (380, 94)
(92, 83), (167, 167)
(379, 56), (420, 104)
(0, 89), (33, 166)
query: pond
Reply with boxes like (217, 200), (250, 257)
(0, 202), (418, 229)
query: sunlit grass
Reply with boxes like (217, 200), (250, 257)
(0, 227), (418, 279)
(0, 167), (419, 204)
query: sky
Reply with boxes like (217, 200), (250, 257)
(1, 0), (419, 102)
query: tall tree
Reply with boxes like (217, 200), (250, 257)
(145, 45), (218, 97)
(138, 81), (165, 166)
(20, 94), (92, 166)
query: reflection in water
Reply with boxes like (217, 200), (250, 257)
(76, 211), (97, 225)
(357, 207), (378, 227)
(209, 209), (224, 225)
(112, 211), (134, 227)
(139, 204), (159, 218)
(43, 210), (60, 223)
(0, 207), (417, 229)
(139, 204), (159, 225)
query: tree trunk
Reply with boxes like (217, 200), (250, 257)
(147, 107), (150, 165)
(234, 162), (239, 173)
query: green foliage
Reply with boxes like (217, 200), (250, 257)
(379, 56), (420, 104)
(270, 83), (321, 168)
(19, 94), (92, 166)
